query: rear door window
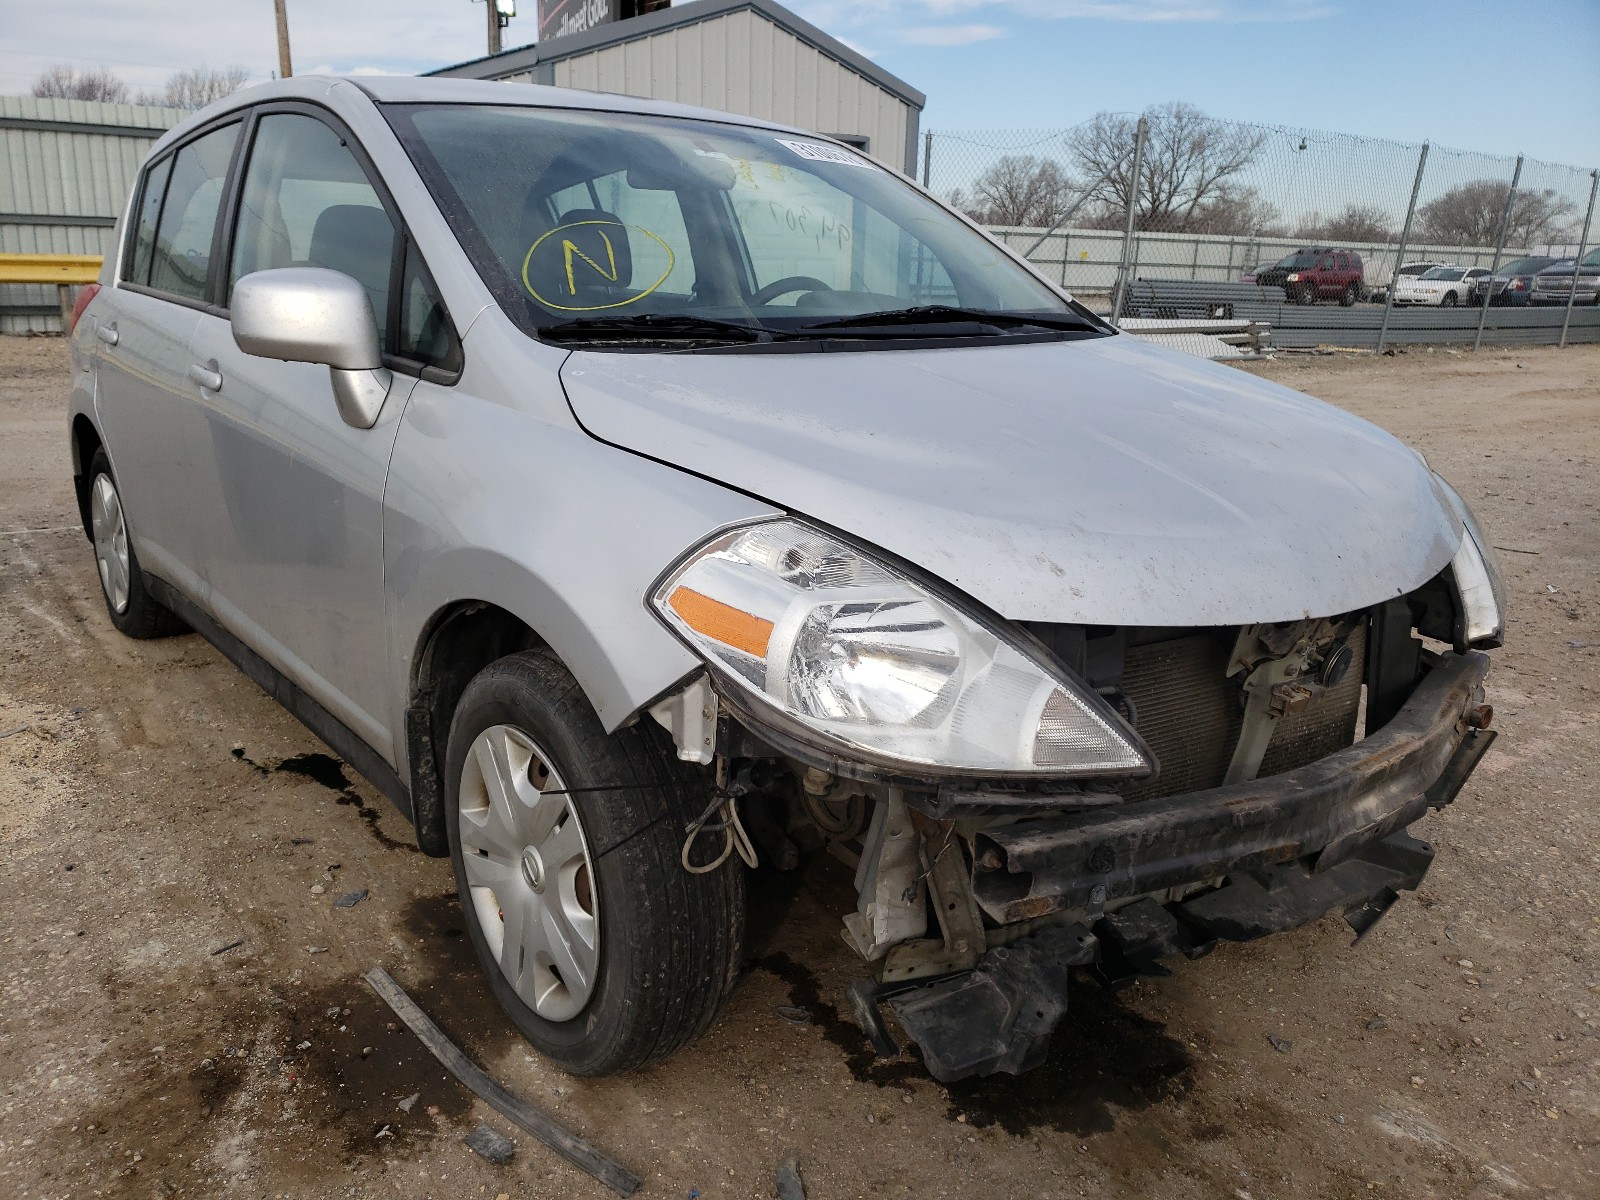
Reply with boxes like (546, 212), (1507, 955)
(147, 122), (242, 301)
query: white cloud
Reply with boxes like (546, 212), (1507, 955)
(788, 0), (1330, 30)
(0, 0), (501, 95)
(0, 0), (1333, 97)
(897, 24), (1007, 46)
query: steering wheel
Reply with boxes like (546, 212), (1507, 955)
(750, 276), (833, 305)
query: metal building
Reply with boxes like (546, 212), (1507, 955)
(1, 96), (181, 332)
(429, 0), (926, 175)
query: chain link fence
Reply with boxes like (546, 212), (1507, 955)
(920, 113), (1600, 350)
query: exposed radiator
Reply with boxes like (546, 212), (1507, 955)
(1116, 625), (1366, 802)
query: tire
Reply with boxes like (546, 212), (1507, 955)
(1440, 291), (1458, 308)
(444, 649), (744, 1076)
(1296, 283), (1318, 305)
(1340, 282), (1359, 307)
(85, 449), (188, 639)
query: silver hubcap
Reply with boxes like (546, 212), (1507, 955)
(90, 474), (130, 614)
(458, 725), (599, 1022)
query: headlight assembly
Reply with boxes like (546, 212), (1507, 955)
(1434, 475), (1505, 648)
(649, 519), (1153, 783)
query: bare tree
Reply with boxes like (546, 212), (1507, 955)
(1185, 185), (1284, 236)
(31, 64), (129, 103)
(138, 66), (251, 111)
(1416, 179), (1577, 248)
(951, 155), (1077, 227)
(1067, 102), (1268, 232)
(1300, 204), (1396, 243)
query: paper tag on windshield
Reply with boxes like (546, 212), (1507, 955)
(777, 139), (874, 168)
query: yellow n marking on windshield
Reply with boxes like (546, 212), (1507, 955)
(563, 230), (619, 295)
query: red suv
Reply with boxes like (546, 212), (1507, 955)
(1244, 248), (1366, 306)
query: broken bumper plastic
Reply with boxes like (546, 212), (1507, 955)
(971, 650), (1493, 924)
(870, 651), (1495, 1082)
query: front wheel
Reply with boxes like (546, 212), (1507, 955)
(1296, 283), (1318, 305)
(444, 650), (744, 1076)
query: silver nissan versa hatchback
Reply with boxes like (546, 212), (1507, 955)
(66, 77), (1504, 1082)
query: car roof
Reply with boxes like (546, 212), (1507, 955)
(168, 75), (802, 139)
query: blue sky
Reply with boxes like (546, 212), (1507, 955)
(0, 0), (1595, 166)
(805, 0), (1600, 167)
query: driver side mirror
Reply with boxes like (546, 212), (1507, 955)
(230, 267), (393, 429)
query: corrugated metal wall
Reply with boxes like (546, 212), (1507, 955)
(1, 96), (180, 333)
(534, 9), (910, 170)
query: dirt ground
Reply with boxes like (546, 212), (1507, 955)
(1, 335), (1595, 1200)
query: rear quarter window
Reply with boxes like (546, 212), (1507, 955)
(126, 155), (174, 286)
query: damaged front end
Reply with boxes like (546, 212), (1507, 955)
(645, 520), (1502, 1083)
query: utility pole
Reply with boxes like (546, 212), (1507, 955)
(273, 0), (293, 78)
(487, 0), (502, 56)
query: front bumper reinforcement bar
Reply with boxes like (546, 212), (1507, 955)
(972, 650), (1492, 922)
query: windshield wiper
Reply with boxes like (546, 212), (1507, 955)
(794, 305), (1099, 335)
(538, 313), (773, 344)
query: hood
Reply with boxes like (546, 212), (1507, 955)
(559, 334), (1462, 627)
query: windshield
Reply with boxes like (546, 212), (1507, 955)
(1274, 252), (1319, 269)
(1499, 256), (1555, 276)
(1583, 247), (1600, 267)
(1420, 268), (1464, 280)
(385, 103), (1089, 340)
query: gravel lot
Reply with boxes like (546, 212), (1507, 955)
(1, 336), (1596, 1199)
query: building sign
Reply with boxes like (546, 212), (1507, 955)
(538, 0), (616, 41)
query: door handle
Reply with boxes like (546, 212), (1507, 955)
(188, 362), (223, 392)
(97, 323), (119, 346)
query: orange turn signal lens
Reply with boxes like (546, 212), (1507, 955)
(667, 586), (773, 659)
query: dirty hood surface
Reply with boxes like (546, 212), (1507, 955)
(559, 334), (1462, 626)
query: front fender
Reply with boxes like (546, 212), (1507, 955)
(383, 377), (778, 762)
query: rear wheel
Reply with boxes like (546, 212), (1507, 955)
(444, 649), (744, 1076)
(1340, 282), (1360, 307)
(1440, 291), (1458, 308)
(86, 449), (187, 639)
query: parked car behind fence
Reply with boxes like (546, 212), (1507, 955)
(1469, 256), (1560, 307)
(1393, 266), (1490, 307)
(1530, 247), (1600, 305)
(1241, 247), (1364, 305)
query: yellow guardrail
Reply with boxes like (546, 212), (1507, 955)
(0, 253), (104, 329)
(0, 252), (103, 286)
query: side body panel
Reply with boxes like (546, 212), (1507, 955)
(90, 290), (207, 597)
(186, 311), (416, 757)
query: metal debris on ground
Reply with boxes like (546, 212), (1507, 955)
(364, 966), (641, 1196)
(1268, 1035), (1293, 1053)
(333, 889), (368, 908)
(776, 1157), (807, 1200)
(774, 1005), (809, 1025)
(464, 1122), (517, 1165)
(0, 725), (29, 739)
(210, 939), (244, 956)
